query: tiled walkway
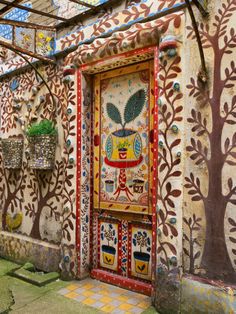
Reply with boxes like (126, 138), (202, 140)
(58, 278), (151, 314)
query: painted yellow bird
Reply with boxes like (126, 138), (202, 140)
(6, 212), (23, 231)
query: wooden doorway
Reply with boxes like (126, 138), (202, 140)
(91, 60), (158, 295)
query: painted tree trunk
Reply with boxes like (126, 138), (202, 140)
(29, 207), (43, 239)
(201, 47), (236, 281)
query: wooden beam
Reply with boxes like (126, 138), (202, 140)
(0, 0), (68, 22)
(0, 18), (56, 30)
(0, 0), (23, 16)
(0, 39), (55, 63)
(69, 0), (96, 9)
(56, 0), (122, 30)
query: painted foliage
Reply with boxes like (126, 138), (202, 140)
(156, 33), (184, 272)
(0, 60), (77, 276)
(184, 0), (236, 283)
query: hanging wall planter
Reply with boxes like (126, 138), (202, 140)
(1, 137), (24, 169)
(26, 120), (57, 170)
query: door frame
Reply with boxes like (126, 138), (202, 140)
(75, 46), (159, 295)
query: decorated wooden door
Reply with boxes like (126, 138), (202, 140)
(92, 61), (156, 285)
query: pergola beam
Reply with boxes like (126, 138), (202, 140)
(0, 18), (56, 30)
(69, 0), (96, 9)
(0, 0), (23, 16)
(0, 0), (68, 22)
(0, 39), (55, 63)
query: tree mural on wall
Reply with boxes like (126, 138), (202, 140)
(157, 55), (183, 268)
(185, 0), (236, 281)
(0, 155), (26, 230)
(25, 161), (63, 240)
(183, 214), (202, 274)
(0, 61), (77, 249)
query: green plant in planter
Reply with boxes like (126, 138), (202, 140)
(26, 119), (57, 170)
(26, 119), (57, 137)
(116, 140), (130, 151)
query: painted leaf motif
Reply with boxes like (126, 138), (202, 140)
(124, 89), (146, 124)
(107, 103), (122, 125)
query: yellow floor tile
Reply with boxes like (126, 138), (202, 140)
(82, 283), (94, 290)
(119, 303), (134, 311)
(100, 296), (113, 303)
(138, 301), (150, 309)
(82, 290), (94, 297)
(101, 304), (116, 313)
(66, 284), (79, 291)
(99, 290), (109, 296)
(65, 292), (79, 299)
(82, 298), (96, 306)
(117, 295), (129, 301)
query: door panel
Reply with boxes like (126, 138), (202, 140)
(93, 61), (154, 215)
(92, 61), (155, 283)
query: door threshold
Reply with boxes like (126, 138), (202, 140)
(91, 269), (152, 296)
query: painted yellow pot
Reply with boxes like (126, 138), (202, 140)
(106, 129), (142, 162)
(133, 251), (150, 275)
(102, 245), (116, 265)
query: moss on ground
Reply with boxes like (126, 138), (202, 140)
(0, 258), (158, 314)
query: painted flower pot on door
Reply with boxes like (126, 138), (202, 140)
(133, 179), (145, 193)
(133, 230), (151, 276)
(101, 223), (117, 266)
(1, 138), (24, 169)
(133, 251), (150, 275)
(102, 245), (116, 265)
(105, 180), (114, 193)
(106, 129), (142, 162)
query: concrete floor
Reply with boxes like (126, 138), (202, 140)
(0, 258), (157, 314)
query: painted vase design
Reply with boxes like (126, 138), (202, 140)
(105, 180), (114, 193)
(102, 245), (116, 265)
(133, 230), (151, 275)
(133, 179), (145, 193)
(133, 251), (150, 275)
(101, 223), (117, 266)
(106, 129), (142, 162)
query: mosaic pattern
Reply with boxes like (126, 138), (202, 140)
(58, 278), (151, 313)
(0, 2), (32, 40)
(79, 75), (92, 276)
(121, 221), (129, 276)
(0, 1), (184, 75)
(53, 0), (109, 19)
